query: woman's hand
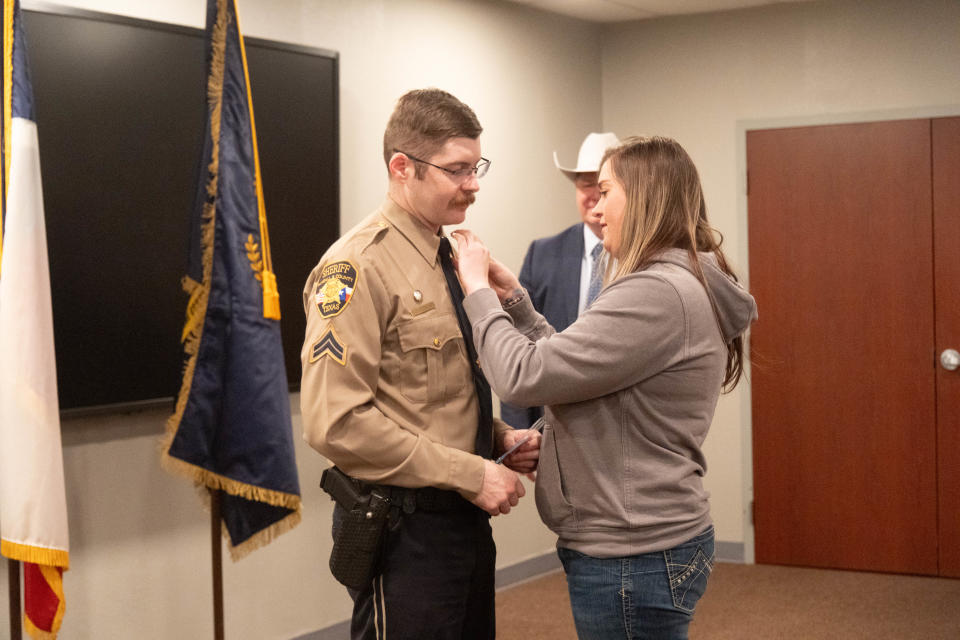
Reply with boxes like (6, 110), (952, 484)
(487, 257), (522, 302)
(451, 229), (524, 302)
(451, 229), (491, 295)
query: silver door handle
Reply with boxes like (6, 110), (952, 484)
(942, 349), (960, 371)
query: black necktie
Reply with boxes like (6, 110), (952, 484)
(438, 237), (493, 459)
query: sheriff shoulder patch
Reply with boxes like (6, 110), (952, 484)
(310, 326), (347, 366)
(315, 260), (358, 318)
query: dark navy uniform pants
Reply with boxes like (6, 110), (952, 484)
(334, 494), (496, 640)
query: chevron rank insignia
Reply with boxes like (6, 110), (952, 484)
(310, 326), (347, 366)
(315, 260), (358, 318)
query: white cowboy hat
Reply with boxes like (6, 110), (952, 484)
(553, 132), (620, 181)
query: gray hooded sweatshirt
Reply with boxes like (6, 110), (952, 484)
(463, 248), (757, 557)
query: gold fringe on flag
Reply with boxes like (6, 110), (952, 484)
(226, 507), (301, 561)
(0, 540), (70, 569)
(162, 453), (301, 511)
(159, 0), (227, 493)
(159, 447), (302, 560)
(163, 454), (302, 561)
(160, 0), (225, 482)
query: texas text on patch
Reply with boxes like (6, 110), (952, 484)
(310, 326), (347, 366)
(315, 260), (358, 318)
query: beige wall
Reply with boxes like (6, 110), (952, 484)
(3, 0), (959, 637)
(601, 0), (960, 560)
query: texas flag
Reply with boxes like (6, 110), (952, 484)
(0, 1), (71, 638)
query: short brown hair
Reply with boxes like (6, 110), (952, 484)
(383, 89), (482, 178)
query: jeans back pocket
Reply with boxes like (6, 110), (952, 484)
(664, 528), (715, 613)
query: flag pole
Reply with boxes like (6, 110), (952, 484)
(7, 559), (21, 640)
(210, 489), (224, 640)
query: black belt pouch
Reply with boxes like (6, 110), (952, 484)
(320, 466), (392, 590)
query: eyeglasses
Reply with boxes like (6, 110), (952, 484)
(395, 150), (490, 180)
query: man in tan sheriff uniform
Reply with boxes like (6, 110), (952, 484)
(301, 89), (540, 639)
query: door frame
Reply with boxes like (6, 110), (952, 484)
(735, 104), (960, 565)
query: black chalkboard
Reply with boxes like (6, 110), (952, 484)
(23, 7), (339, 412)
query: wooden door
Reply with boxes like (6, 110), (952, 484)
(748, 119), (940, 575)
(933, 117), (960, 578)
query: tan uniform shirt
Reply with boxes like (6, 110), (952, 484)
(300, 197), (506, 498)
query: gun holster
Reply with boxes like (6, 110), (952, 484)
(320, 466), (395, 590)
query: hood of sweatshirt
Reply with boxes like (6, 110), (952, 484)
(653, 248), (757, 342)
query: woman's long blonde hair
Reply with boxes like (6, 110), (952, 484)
(601, 136), (745, 390)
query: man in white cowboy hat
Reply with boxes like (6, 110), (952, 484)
(500, 131), (620, 430)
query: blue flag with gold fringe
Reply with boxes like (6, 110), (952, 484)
(161, 0), (301, 559)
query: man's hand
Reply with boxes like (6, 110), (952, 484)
(496, 428), (541, 474)
(471, 460), (525, 516)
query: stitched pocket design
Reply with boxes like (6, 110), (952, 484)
(665, 545), (714, 612)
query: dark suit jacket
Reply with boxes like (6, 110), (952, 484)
(500, 223), (584, 429)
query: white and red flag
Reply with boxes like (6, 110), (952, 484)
(0, 1), (70, 637)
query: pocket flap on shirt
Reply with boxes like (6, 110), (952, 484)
(396, 313), (463, 352)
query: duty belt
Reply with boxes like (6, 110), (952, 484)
(322, 466), (474, 515)
(387, 485), (473, 514)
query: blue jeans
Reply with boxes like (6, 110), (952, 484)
(557, 527), (714, 640)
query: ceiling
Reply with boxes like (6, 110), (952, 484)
(501, 0), (818, 23)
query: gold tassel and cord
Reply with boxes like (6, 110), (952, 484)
(233, 0), (279, 320)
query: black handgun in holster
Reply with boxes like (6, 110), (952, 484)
(320, 466), (394, 590)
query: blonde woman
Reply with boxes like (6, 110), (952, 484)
(454, 136), (757, 639)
